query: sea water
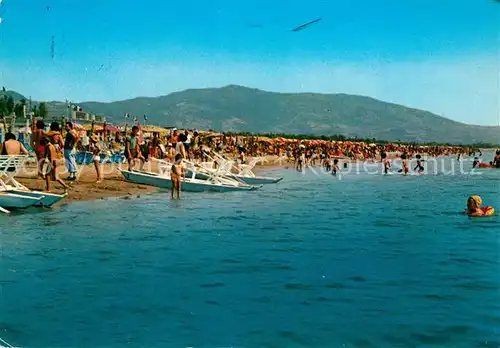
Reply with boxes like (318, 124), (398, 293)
(1, 156), (499, 347)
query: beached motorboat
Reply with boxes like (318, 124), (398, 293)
(0, 155), (67, 213)
(184, 168), (282, 185)
(120, 169), (262, 193)
(0, 191), (43, 209)
(4, 188), (67, 207)
(184, 153), (283, 185)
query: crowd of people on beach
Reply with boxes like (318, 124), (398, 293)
(0, 119), (498, 196)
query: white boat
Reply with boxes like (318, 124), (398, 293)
(0, 155), (67, 214)
(120, 169), (262, 193)
(0, 192), (43, 209)
(4, 188), (67, 207)
(185, 153), (283, 185)
(185, 168), (282, 185)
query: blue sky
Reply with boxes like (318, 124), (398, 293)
(0, 0), (498, 125)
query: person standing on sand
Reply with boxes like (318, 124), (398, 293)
(40, 137), (68, 193)
(32, 120), (46, 176)
(175, 133), (187, 159)
(183, 130), (192, 160)
(125, 126), (144, 171)
(64, 122), (79, 181)
(46, 122), (65, 155)
(170, 154), (184, 199)
(1, 133), (29, 156)
(90, 134), (103, 183)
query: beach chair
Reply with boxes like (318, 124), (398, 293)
(0, 155), (30, 191)
(235, 157), (260, 178)
(0, 155), (32, 214)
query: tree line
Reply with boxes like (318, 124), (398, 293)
(0, 93), (48, 131)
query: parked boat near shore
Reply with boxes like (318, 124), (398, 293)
(0, 155), (67, 214)
(183, 152), (283, 185)
(120, 169), (262, 193)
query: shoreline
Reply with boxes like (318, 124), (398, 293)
(15, 157), (286, 203)
(13, 153), (486, 204)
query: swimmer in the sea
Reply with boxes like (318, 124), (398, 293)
(465, 195), (493, 217)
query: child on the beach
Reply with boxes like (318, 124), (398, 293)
(90, 134), (103, 183)
(40, 137), (68, 193)
(170, 154), (184, 200)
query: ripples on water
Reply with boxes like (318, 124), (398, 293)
(0, 158), (499, 347)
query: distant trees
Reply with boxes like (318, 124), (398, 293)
(6, 96), (14, 115)
(39, 102), (48, 119)
(13, 103), (24, 118)
(0, 96), (6, 117)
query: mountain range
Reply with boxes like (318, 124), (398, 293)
(4, 85), (499, 144)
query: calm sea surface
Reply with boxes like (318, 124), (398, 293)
(1, 155), (499, 347)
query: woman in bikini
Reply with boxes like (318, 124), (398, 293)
(170, 154), (184, 200)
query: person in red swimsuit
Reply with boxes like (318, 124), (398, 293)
(31, 120), (46, 177)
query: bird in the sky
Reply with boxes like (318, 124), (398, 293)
(291, 18), (322, 32)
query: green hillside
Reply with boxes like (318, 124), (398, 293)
(0, 89), (27, 101)
(40, 85), (499, 144)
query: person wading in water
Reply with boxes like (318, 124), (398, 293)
(170, 154), (184, 200)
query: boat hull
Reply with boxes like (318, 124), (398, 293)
(8, 190), (67, 207)
(0, 192), (43, 209)
(185, 169), (282, 185)
(121, 170), (261, 192)
(237, 176), (282, 185)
